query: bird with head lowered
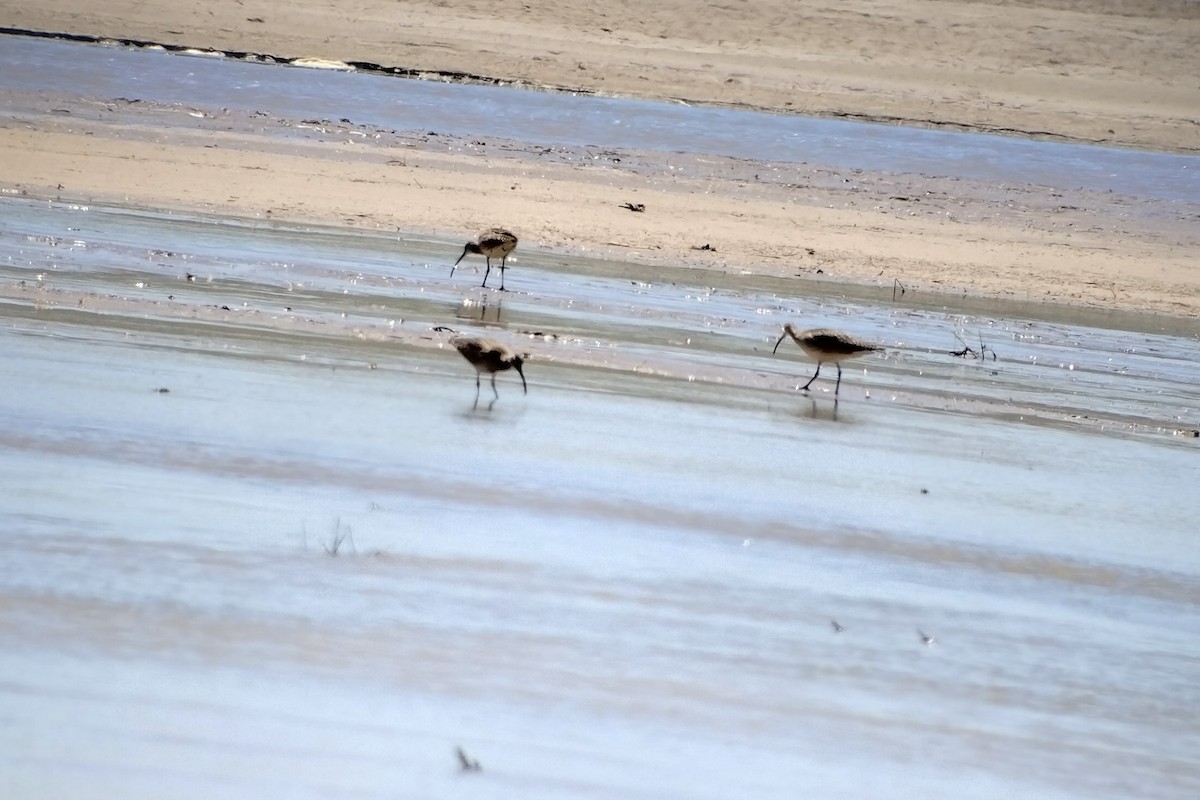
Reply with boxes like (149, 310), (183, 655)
(451, 335), (527, 405)
(451, 228), (518, 290)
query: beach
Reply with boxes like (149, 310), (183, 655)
(2, 4), (1199, 798)
(2, 0), (1198, 316)
(11, 0), (1200, 153)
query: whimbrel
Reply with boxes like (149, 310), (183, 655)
(451, 228), (518, 290)
(451, 335), (526, 402)
(772, 323), (880, 396)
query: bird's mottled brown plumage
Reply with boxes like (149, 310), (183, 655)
(772, 323), (880, 395)
(451, 228), (518, 290)
(451, 335), (527, 402)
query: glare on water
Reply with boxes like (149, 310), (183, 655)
(1, 197), (1198, 799)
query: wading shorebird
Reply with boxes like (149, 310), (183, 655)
(451, 335), (527, 403)
(451, 228), (518, 290)
(772, 323), (881, 396)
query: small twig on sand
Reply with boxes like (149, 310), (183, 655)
(456, 746), (482, 772)
(979, 332), (997, 361)
(949, 329), (978, 358)
(323, 518), (357, 556)
(949, 329), (997, 360)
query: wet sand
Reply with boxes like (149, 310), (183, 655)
(2, 199), (1198, 798)
(2, 1), (1200, 318)
(2, 78), (1198, 319)
(10, 0), (1200, 153)
(2, 7), (1199, 798)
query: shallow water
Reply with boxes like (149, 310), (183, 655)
(1, 35), (1198, 202)
(2, 198), (1199, 798)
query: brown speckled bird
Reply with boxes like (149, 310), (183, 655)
(772, 323), (880, 395)
(451, 335), (527, 402)
(451, 228), (518, 290)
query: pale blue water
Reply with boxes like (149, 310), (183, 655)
(0, 34), (1196, 202)
(1, 198), (1198, 798)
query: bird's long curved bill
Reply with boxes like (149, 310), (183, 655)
(772, 331), (788, 354)
(450, 248), (468, 276)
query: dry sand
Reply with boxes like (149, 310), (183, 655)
(10, 0), (1200, 153)
(1, 1), (1198, 316)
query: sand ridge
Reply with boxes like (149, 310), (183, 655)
(8, 0), (1199, 152)
(1, 2), (1198, 317)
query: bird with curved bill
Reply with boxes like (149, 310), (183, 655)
(451, 228), (518, 290)
(451, 335), (527, 406)
(772, 323), (880, 395)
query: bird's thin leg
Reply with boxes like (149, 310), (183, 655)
(490, 373), (500, 400)
(800, 362), (822, 391)
(481, 258), (492, 288)
(834, 363), (843, 395)
(498, 257), (506, 291)
(473, 374), (481, 410)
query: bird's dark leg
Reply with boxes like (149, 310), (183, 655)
(834, 363), (843, 395)
(473, 374), (481, 410)
(498, 257), (506, 291)
(481, 257), (492, 288)
(800, 362), (822, 391)
(490, 373), (500, 400)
